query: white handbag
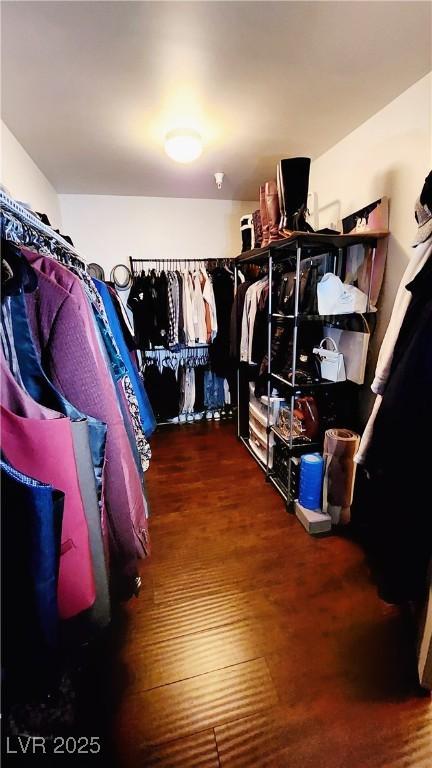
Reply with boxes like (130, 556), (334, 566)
(313, 337), (346, 383)
(323, 317), (370, 385)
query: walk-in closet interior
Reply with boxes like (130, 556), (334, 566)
(1, 2), (431, 766)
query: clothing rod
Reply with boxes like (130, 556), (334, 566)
(129, 256), (235, 263)
(144, 344), (209, 351)
(0, 190), (86, 263)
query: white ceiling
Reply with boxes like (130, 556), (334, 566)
(1, 1), (431, 200)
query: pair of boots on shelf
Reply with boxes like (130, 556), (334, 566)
(260, 157), (313, 248)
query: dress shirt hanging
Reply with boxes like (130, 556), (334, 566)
(192, 271), (207, 343)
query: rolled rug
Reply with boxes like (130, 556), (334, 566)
(323, 428), (360, 524)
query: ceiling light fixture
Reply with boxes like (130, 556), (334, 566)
(164, 129), (203, 164)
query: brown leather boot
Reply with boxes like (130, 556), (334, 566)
(265, 180), (284, 243)
(259, 185), (269, 247)
(252, 209), (263, 248)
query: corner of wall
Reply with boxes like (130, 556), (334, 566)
(1, 119), (62, 228)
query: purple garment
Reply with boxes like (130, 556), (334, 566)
(22, 249), (149, 592)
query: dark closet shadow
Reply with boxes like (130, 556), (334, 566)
(335, 608), (426, 703)
(74, 605), (134, 768)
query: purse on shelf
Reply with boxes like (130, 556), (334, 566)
(313, 337), (346, 383)
(277, 264), (320, 316)
(294, 395), (319, 440)
(277, 395), (319, 443)
(323, 315), (370, 385)
(277, 406), (306, 442)
(300, 264), (319, 315)
(277, 271), (296, 315)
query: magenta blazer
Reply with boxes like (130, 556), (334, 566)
(1, 356), (95, 619)
(23, 250), (149, 591)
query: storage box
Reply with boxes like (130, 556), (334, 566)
(249, 423), (273, 468)
(249, 402), (275, 447)
(249, 383), (284, 424)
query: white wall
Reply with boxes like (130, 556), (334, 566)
(59, 194), (257, 273)
(310, 72), (432, 416)
(0, 120), (62, 228)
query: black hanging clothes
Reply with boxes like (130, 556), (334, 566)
(128, 270), (170, 350)
(251, 283), (269, 367)
(127, 272), (147, 349)
(363, 254), (432, 604)
(209, 267), (234, 379)
(143, 363), (180, 420)
(194, 366), (205, 413)
(143, 363), (162, 416)
(159, 367), (180, 420)
(177, 271), (185, 346)
(230, 280), (251, 359)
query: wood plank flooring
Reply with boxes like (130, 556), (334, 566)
(111, 422), (431, 767)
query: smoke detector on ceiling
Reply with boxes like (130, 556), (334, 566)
(214, 172), (225, 190)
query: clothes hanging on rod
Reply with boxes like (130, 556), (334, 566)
(1, 189), (86, 269)
(239, 274), (269, 365)
(143, 346), (210, 422)
(128, 257), (236, 422)
(0, 198), (156, 700)
(143, 345), (210, 368)
(208, 263), (235, 377)
(128, 258), (223, 350)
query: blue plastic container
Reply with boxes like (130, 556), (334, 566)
(299, 453), (324, 510)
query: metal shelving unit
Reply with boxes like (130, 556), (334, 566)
(270, 424), (319, 453)
(240, 435), (267, 471)
(271, 372), (350, 390)
(268, 474), (289, 502)
(235, 230), (389, 508)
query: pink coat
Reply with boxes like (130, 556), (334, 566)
(1, 357), (95, 619)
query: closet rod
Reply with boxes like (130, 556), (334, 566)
(129, 255), (236, 276)
(129, 256), (235, 264)
(0, 189), (86, 263)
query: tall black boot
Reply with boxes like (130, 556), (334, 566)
(240, 214), (254, 252)
(278, 157), (314, 234)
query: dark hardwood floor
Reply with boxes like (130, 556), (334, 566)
(111, 422), (431, 767)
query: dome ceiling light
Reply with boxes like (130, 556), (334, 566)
(164, 129), (203, 164)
